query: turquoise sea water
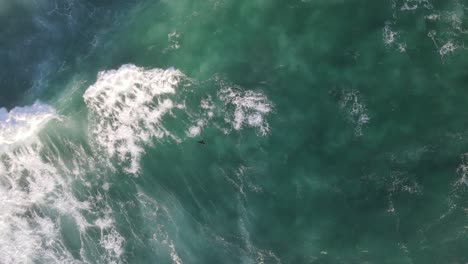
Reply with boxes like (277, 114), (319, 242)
(1, 0), (468, 263)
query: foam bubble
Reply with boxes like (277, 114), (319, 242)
(455, 153), (468, 188)
(183, 81), (274, 137)
(167, 31), (181, 51)
(398, 0), (432, 11)
(168, 241), (183, 264)
(84, 64), (186, 174)
(439, 41), (457, 57)
(339, 89), (370, 136)
(387, 0), (468, 58)
(187, 125), (202, 137)
(425, 14), (440, 21)
(383, 22), (398, 46)
(218, 87), (273, 136)
(100, 229), (125, 263)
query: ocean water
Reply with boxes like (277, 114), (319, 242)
(1, 0), (468, 263)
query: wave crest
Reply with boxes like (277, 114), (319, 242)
(0, 102), (57, 149)
(84, 64), (186, 174)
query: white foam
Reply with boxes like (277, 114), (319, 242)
(184, 83), (274, 137)
(383, 22), (398, 46)
(187, 119), (207, 138)
(400, 3), (418, 11)
(388, 0), (468, 58)
(84, 64), (186, 174)
(399, 0), (432, 11)
(187, 125), (202, 137)
(397, 42), (407, 53)
(168, 241), (183, 264)
(100, 228), (125, 263)
(218, 88), (273, 136)
(455, 153), (468, 188)
(439, 41), (457, 57)
(167, 31), (181, 51)
(382, 21), (408, 53)
(339, 90), (370, 136)
(425, 14), (440, 21)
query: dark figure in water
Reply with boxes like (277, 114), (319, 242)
(197, 140), (206, 144)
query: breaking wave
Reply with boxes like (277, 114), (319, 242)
(0, 64), (276, 263)
(83, 65), (274, 174)
(83, 65), (187, 174)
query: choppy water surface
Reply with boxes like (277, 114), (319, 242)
(1, 0), (468, 263)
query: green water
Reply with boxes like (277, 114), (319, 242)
(1, 0), (468, 263)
